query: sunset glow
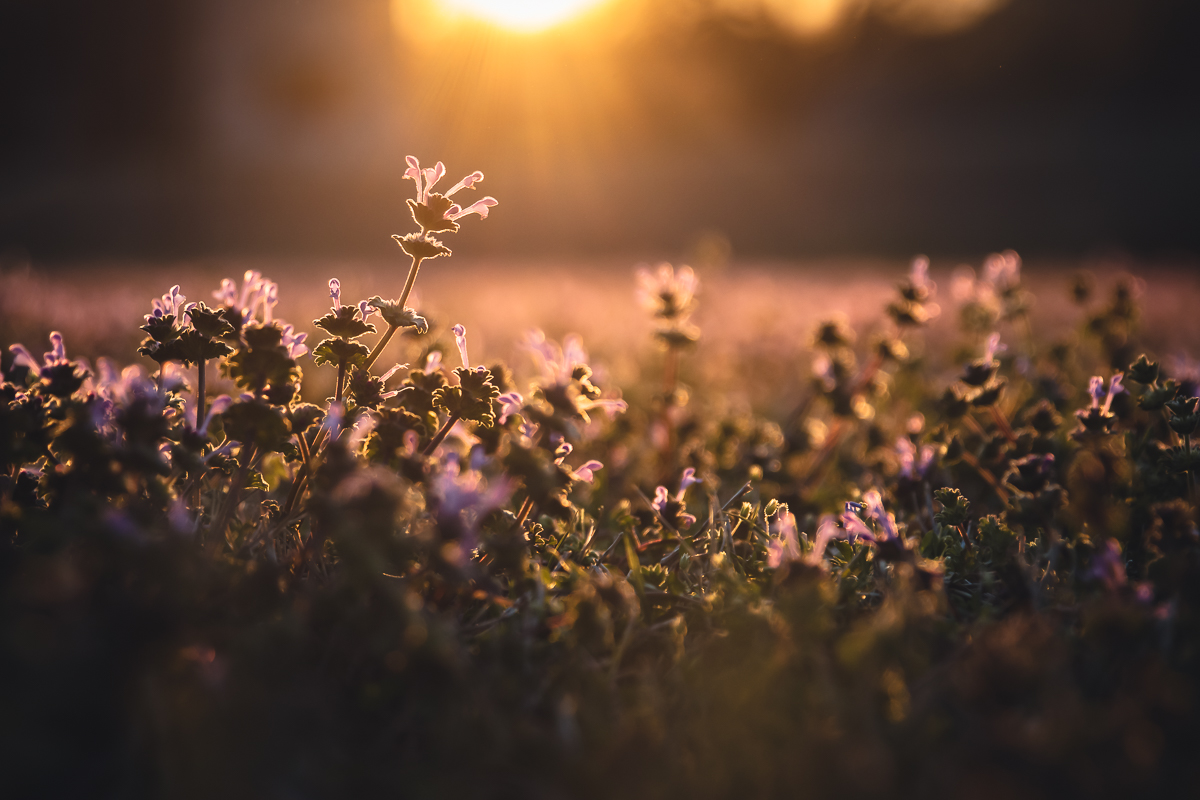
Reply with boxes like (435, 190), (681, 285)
(436, 0), (607, 32)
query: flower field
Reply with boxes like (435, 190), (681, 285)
(4, 167), (1200, 798)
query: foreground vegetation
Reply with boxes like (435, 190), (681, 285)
(4, 161), (1200, 799)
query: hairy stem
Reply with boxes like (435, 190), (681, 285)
(362, 255), (424, 373)
(398, 255), (424, 310)
(422, 412), (461, 456)
(335, 363), (347, 405)
(363, 325), (398, 372)
(196, 358), (206, 432)
(209, 444), (259, 549)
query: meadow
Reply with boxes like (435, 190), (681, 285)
(5, 192), (1200, 799)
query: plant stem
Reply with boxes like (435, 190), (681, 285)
(398, 255), (424, 310)
(362, 255), (424, 373)
(422, 412), (461, 456)
(363, 325), (398, 372)
(192, 360), (207, 510)
(196, 358), (206, 432)
(335, 363), (347, 404)
(209, 444), (258, 550)
(989, 405), (1018, 445)
(1187, 433), (1195, 499)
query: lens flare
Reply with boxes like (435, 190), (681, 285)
(437, 0), (606, 32)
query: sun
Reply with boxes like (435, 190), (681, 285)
(436, 0), (607, 32)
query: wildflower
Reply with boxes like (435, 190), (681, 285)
(551, 433), (573, 463)
(145, 285), (187, 323)
(431, 457), (514, 548)
(636, 263), (701, 347)
(862, 489), (901, 541)
(889, 256), (940, 326)
(982, 250), (1021, 291)
(452, 323), (470, 369)
(961, 333), (1006, 387)
(909, 256), (935, 299)
(279, 325), (309, 359)
(404, 157), (497, 225)
(210, 271), (280, 329)
(521, 330), (628, 423)
(9, 332), (87, 397)
(678, 467), (702, 493)
(896, 437), (936, 481)
(573, 460), (603, 484)
(1075, 373), (1124, 434)
(635, 263), (698, 320)
(806, 515), (843, 565)
(841, 490), (900, 544)
(397, 157), (497, 262)
(497, 391), (525, 424)
(378, 363), (407, 401)
(767, 511), (802, 569)
(651, 468), (700, 528)
(983, 333), (1006, 365)
(424, 350), (444, 374)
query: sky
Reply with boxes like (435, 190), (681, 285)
(0, 0), (1197, 262)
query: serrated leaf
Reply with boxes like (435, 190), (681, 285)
(222, 400), (291, 453)
(406, 194), (459, 234)
(312, 338), (371, 369)
(394, 232), (451, 260)
(314, 306), (377, 340)
(186, 302), (236, 339)
(433, 366), (500, 426)
(367, 296), (429, 333)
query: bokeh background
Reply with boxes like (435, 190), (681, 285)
(2, 0), (1198, 262)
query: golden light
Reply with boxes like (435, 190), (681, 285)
(435, 0), (608, 32)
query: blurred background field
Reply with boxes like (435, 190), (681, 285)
(4, 255), (1199, 408)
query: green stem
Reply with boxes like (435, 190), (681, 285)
(397, 255), (424, 310)
(1187, 433), (1195, 499)
(209, 444), (259, 549)
(363, 255), (423, 373)
(193, 359), (207, 511)
(363, 325), (398, 372)
(422, 412), (461, 456)
(335, 362), (347, 404)
(196, 359), (206, 432)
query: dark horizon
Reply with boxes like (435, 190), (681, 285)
(1, 0), (1198, 263)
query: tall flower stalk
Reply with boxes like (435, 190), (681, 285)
(365, 157), (497, 372)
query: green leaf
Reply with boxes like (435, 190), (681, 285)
(288, 403), (325, 433)
(393, 232), (451, 261)
(367, 296), (429, 333)
(314, 306), (377, 340)
(222, 400), (291, 453)
(934, 488), (971, 527)
(186, 302), (236, 339)
(226, 324), (300, 395)
(433, 367), (500, 426)
(312, 338), (371, 369)
(140, 315), (180, 344)
(406, 194), (459, 234)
